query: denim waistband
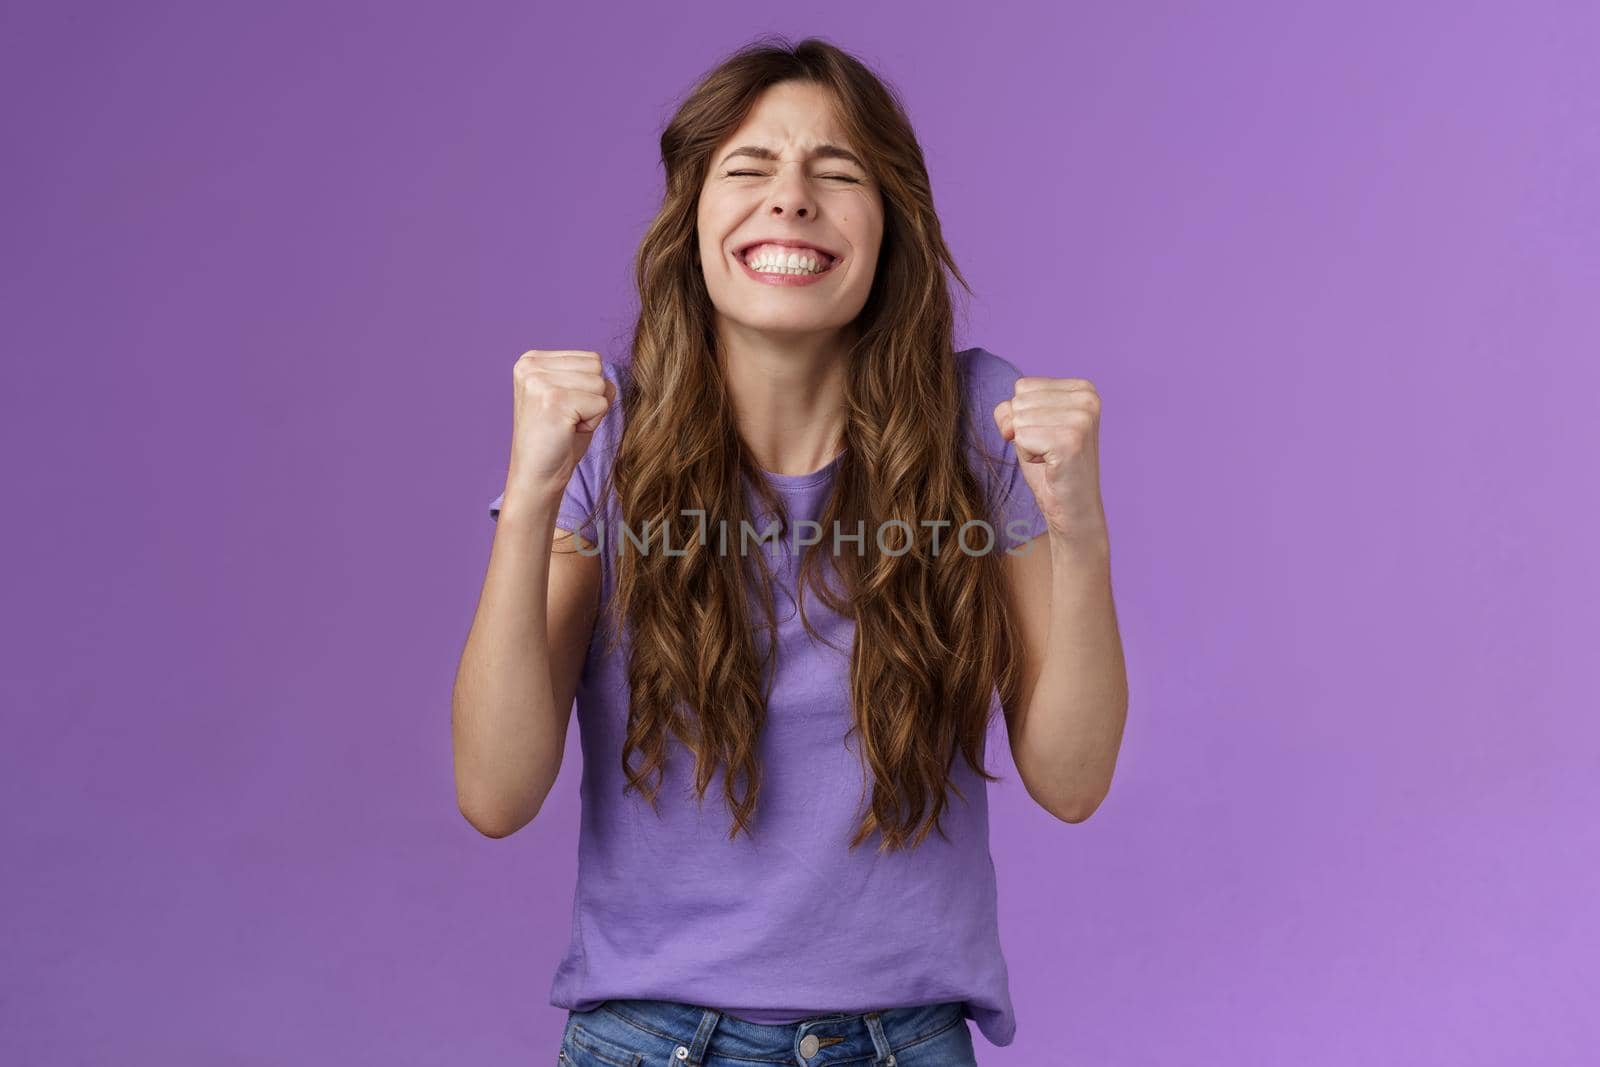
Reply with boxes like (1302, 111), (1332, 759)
(564, 997), (968, 1066)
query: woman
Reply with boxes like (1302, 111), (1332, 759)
(454, 35), (1128, 1067)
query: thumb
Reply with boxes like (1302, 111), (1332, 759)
(572, 378), (616, 434)
(992, 398), (1015, 442)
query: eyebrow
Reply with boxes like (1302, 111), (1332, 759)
(718, 144), (867, 169)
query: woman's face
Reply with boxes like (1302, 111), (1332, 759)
(696, 80), (884, 340)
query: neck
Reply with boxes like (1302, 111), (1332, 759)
(713, 319), (855, 477)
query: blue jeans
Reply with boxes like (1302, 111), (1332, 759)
(558, 997), (980, 1067)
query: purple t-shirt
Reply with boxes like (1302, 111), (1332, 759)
(487, 346), (1049, 1048)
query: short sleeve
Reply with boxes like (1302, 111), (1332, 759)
(486, 358), (625, 546)
(959, 346), (1051, 549)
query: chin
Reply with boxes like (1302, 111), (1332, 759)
(735, 311), (850, 336)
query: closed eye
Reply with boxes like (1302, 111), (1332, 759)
(726, 170), (862, 183)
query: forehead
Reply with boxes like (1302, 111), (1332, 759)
(721, 81), (852, 151)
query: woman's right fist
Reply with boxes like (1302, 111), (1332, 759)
(504, 349), (616, 505)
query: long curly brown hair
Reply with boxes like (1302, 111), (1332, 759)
(572, 35), (1029, 853)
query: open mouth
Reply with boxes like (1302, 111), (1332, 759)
(733, 242), (841, 277)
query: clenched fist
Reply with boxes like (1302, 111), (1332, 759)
(992, 375), (1108, 545)
(504, 349), (617, 509)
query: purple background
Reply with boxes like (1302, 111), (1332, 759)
(3, 2), (1596, 1063)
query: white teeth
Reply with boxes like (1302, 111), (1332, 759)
(741, 245), (832, 275)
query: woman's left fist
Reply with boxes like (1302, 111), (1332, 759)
(993, 375), (1108, 544)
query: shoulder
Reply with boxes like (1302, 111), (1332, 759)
(956, 345), (1027, 401)
(953, 346), (1028, 504)
(954, 345), (1028, 437)
(598, 354), (630, 387)
(596, 354), (631, 413)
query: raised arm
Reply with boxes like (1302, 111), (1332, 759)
(451, 350), (614, 838)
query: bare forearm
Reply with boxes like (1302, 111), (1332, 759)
(1018, 534), (1128, 820)
(451, 495), (565, 836)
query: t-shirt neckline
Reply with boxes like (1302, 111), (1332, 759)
(756, 448), (846, 490)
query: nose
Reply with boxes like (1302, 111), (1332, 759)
(768, 160), (813, 219)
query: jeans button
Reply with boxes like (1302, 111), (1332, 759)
(799, 1034), (820, 1058)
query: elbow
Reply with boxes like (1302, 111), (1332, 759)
(1018, 744), (1119, 825)
(463, 813), (516, 839)
(455, 765), (558, 838)
(457, 794), (538, 840)
(459, 804), (511, 839)
(1038, 783), (1109, 824)
(1050, 797), (1100, 824)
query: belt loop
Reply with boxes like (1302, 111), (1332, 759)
(685, 1006), (723, 1065)
(864, 1011), (895, 1066)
